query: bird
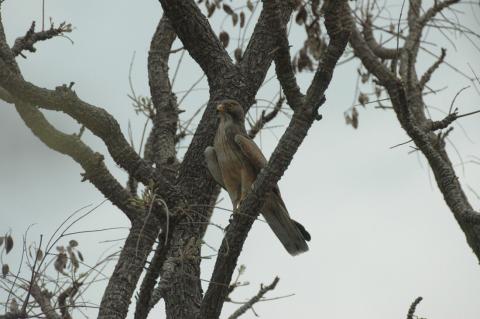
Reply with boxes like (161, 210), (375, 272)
(204, 99), (311, 256)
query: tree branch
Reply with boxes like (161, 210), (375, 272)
(362, 15), (401, 59)
(268, 1), (304, 110)
(409, 0), (460, 50)
(227, 277), (279, 319)
(144, 16), (179, 171)
(57, 281), (81, 319)
(133, 238), (170, 319)
(406, 296), (423, 319)
(0, 59), (181, 207)
(0, 15), (141, 222)
(240, 0), (294, 94)
(11, 21), (72, 57)
(98, 217), (160, 319)
(157, 0), (233, 83)
(248, 97), (284, 139)
(347, 4), (480, 263)
(30, 283), (61, 319)
(419, 48), (446, 90)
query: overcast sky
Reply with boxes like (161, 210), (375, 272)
(1, 1), (480, 319)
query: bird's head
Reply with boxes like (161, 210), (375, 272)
(216, 99), (245, 123)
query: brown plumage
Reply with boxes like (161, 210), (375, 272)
(204, 99), (310, 256)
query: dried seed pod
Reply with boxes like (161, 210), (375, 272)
(219, 31), (230, 48)
(234, 48), (243, 63)
(295, 6), (307, 25)
(247, 0), (254, 11)
(5, 235), (13, 254)
(2, 264), (9, 278)
(351, 107), (359, 128)
(77, 250), (84, 262)
(361, 72), (370, 83)
(240, 12), (245, 28)
(67, 245), (79, 271)
(9, 298), (18, 314)
(231, 13), (238, 26)
(54, 252), (68, 274)
(207, 4), (216, 17)
(223, 4), (234, 15)
(358, 92), (369, 107)
(36, 249), (43, 261)
(345, 107), (359, 129)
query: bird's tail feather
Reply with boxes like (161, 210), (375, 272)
(261, 194), (309, 256)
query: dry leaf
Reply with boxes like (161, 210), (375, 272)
(36, 249), (44, 261)
(9, 298), (18, 314)
(247, 0), (254, 11)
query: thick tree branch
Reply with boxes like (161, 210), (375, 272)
(133, 17), (179, 319)
(240, 0), (294, 94)
(268, 1), (304, 110)
(11, 21), (72, 57)
(98, 217), (160, 319)
(362, 15), (401, 59)
(199, 2), (351, 318)
(30, 283), (61, 319)
(133, 239), (170, 319)
(0, 60), (181, 207)
(11, 100), (141, 221)
(57, 281), (81, 319)
(144, 16), (179, 170)
(0, 16), (141, 222)
(157, 0), (233, 83)
(408, 0), (460, 51)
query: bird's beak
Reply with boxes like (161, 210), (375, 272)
(216, 104), (225, 113)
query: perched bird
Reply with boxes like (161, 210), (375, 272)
(204, 99), (311, 256)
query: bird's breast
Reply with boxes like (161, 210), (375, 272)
(214, 121), (250, 193)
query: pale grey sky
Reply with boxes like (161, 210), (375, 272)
(1, 1), (479, 319)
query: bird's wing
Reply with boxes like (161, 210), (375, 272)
(204, 146), (225, 188)
(235, 134), (287, 206)
(234, 134), (267, 173)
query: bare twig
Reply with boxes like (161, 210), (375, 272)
(227, 277), (280, 319)
(406, 296), (423, 319)
(11, 21), (72, 57)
